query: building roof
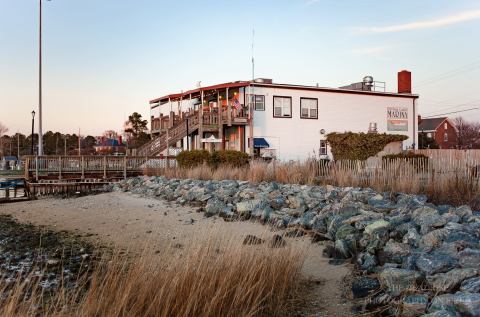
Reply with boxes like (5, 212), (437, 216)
(419, 117), (449, 132)
(149, 80), (419, 106)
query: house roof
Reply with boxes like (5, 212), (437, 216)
(418, 117), (447, 132)
(149, 80), (419, 106)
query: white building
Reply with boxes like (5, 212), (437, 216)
(141, 71), (419, 161)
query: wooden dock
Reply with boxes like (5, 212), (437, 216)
(24, 155), (176, 181)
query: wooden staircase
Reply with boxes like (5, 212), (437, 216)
(138, 112), (200, 157)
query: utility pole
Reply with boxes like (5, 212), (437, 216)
(17, 133), (20, 158)
(64, 136), (67, 156)
(38, 0), (44, 155)
(78, 128), (81, 156)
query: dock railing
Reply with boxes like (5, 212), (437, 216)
(24, 155), (177, 181)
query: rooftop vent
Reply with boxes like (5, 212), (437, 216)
(253, 78), (273, 84)
(339, 75), (385, 92)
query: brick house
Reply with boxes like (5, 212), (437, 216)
(418, 117), (458, 149)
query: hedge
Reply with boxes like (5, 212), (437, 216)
(176, 150), (250, 168)
(326, 132), (408, 161)
(176, 150), (210, 168)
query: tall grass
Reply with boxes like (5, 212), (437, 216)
(143, 158), (480, 208)
(0, 234), (305, 317)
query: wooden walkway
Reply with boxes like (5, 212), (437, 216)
(24, 155), (176, 181)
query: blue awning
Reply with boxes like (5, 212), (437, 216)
(253, 138), (269, 148)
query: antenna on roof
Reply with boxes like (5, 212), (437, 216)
(251, 28), (255, 80)
(196, 81), (202, 88)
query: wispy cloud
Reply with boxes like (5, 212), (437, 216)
(353, 9), (480, 33)
(351, 45), (394, 56)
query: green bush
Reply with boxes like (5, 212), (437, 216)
(209, 150), (250, 168)
(176, 150), (250, 169)
(176, 150), (210, 168)
(326, 132), (408, 161)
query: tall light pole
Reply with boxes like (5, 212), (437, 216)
(38, 0), (50, 155)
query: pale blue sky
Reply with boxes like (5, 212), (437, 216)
(1, 0), (480, 135)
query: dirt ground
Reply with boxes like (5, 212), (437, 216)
(0, 192), (353, 317)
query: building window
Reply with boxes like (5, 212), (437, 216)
(427, 132), (432, 138)
(300, 98), (318, 119)
(320, 140), (327, 155)
(444, 133), (448, 142)
(273, 96), (292, 118)
(444, 122), (448, 130)
(250, 95), (265, 111)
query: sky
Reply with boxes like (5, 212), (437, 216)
(1, 0), (480, 136)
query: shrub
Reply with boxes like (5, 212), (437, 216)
(208, 150), (250, 168)
(326, 132), (408, 160)
(176, 150), (210, 168)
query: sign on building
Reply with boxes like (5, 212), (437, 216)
(387, 107), (408, 131)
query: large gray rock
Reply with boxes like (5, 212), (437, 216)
(426, 268), (478, 292)
(380, 240), (411, 265)
(428, 294), (455, 313)
(412, 206), (444, 234)
(460, 276), (480, 293)
(459, 248), (480, 269)
(453, 292), (480, 317)
(379, 268), (420, 297)
(415, 252), (458, 275)
(364, 220), (390, 235)
(351, 277), (380, 298)
(204, 198), (227, 217)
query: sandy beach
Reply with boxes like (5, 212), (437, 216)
(0, 192), (354, 316)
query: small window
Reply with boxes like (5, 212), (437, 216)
(444, 122), (448, 130)
(320, 140), (327, 155)
(427, 132), (432, 138)
(444, 133), (448, 142)
(273, 96), (292, 118)
(251, 95), (265, 111)
(300, 98), (318, 119)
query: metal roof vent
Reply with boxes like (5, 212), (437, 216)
(363, 76), (374, 91)
(253, 78), (273, 84)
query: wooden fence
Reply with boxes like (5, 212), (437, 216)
(414, 149), (480, 164)
(24, 156), (177, 181)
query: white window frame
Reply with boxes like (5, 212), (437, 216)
(273, 96), (292, 118)
(300, 98), (318, 119)
(444, 133), (448, 142)
(250, 95), (265, 111)
(444, 122), (448, 130)
(320, 140), (327, 155)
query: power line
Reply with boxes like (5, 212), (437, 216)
(422, 99), (480, 116)
(423, 107), (479, 118)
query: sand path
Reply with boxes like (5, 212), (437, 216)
(0, 192), (353, 316)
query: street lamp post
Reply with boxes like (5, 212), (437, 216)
(38, 0), (51, 155)
(31, 110), (36, 155)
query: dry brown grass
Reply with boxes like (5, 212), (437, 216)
(143, 158), (480, 208)
(0, 234), (305, 317)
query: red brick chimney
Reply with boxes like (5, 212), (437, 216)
(398, 70), (412, 94)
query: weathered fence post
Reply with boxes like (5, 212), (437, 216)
(35, 157), (39, 182)
(123, 156), (127, 180)
(103, 156), (107, 180)
(58, 156), (62, 180)
(81, 156), (85, 180)
(24, 157), (30, 181)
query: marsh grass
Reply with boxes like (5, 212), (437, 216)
(0, 234), (305, 317)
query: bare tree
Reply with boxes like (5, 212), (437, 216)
(453, 117), (480, 149)
(0, 122), (8, 156)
